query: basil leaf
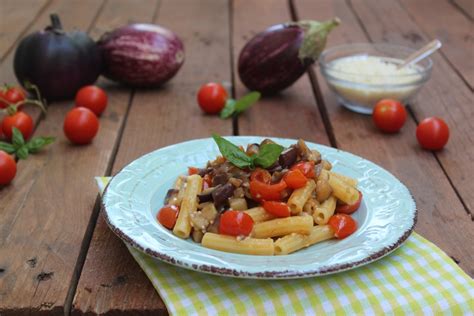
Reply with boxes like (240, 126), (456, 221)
(219, 99), (236, 119)
(234, 91), (261, 113)
(16, 145), (29, 160)
(254, 143), (284, 168)
(0, 142), (16, 154)
(212, 134), (253, 168)
(26, 136), (55, 153)
(12, 127), (25, 148)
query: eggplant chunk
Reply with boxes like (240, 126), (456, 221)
(212, 173), (229, 186)
(278, 147), (297, 168)
(212, 183), (235, 209)
(164, 189), (179, 205)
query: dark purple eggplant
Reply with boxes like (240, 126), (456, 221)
(212, 183), (235, 209)
(98, 23), (184, 87)
(14, 14), (102, 101)
(279, 147), (297, 168)
(238, 18), (339, 94)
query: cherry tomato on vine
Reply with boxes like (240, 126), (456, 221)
(219, 210), (254, 236)
(263, 201), (291, 217)
(416, 117), (449, 150)
(2, 111), (34, 140)
(328, 214), (357, 239)
(157, 205), (179, 229)
(336, 190), (362, 214)
(0, 86), (26, 109)
(63, 107), (99, 145)
(372, 99), (407, 133)
(0, 151), (17, 185)
(197, 82), (228, 114)
(75, 86), (108, 116)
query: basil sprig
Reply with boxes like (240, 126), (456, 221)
(0, 127), (54, 160)
(220, 91), (261, 119)
(212, 134), (284, 169)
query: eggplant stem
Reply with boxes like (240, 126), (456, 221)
(50, 14), (62, 30)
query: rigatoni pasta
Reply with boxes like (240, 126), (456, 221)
(157, 137), (362, 256)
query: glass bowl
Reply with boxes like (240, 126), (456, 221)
(319, 43), (433, 114)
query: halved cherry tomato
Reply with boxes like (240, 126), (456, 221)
(250, 179), (287, 201)
(157, 205), (179, 229)
(250, 168), (271, 184)
(283, 169), (308, 189)
(188, 167), (199, 175)
(2, 111), (34, 140)
(416, 117), (449, 150)
(219, 210), (254, 236)
(328, 214), (357, 239)
(336, 190), (363, 214)
(197, 82), (228, 114)
(263, 201), (290, 217)
(202, 174), (212, 190)
(0, 86), (26, 109)
(290, 161), (315, 178)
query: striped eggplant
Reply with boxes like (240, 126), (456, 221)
(98, 24), (184, 87)
(238, 18), (340, 94)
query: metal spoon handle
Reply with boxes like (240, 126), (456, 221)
(397, 39), (442, 69)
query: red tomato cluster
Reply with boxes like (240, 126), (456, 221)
(372, 99), (450, 151)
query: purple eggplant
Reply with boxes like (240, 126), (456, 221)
(238, 18), (339, 94)
(98, 23), (184, 87)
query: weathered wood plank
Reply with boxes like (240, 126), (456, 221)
(452, 0), (474, 20)
(0, 0), (141, 314)
(234, 0), (330, 146)
(0, 0), (50, 61)
(349, 0), (474, 216)
(293, 0), (474, 276)
(72, 0), (233, 314)
(398, 0), (474, 88)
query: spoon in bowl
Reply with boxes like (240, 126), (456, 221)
(397, 39), (442, 69)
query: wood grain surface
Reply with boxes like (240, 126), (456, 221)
(293, 0), (474, 276)
(452, 0), (474, 20)
(72, 0), (233, 314)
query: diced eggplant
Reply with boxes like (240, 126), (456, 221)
(198, 187), (215, 203)
(212, 183), (235, 209)
(278, 147), (297, 168)
(212, 172), (229, 186)
(260, 138), (275, 146)
(246, 143), (260, 156)
(163, 189), (179, 205)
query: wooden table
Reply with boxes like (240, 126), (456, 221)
(0, 0), (472, 314)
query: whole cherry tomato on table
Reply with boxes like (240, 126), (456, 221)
(63, 107), (99, 145)
(416, 117), (449, 150)
(328, 214), (357, 239)
(336, 190), (362, 214)
(0, 151), (17, 185)
(263, 201), (291, 217)
(157, 205), (179, 229)
(2, 111), (34, 140)
(372, 99), (407, 133)
(0, 85), (26, 109)
(75, 85), (108, 116)
(197, 83), (228, 114)
(219, 210), (254, 236)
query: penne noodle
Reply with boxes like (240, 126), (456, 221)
(330, 171), (358, 187)
(229, 197), (248, 210)
(327, 173), (359, 205)
(288, 180), (316, 214)
(274, 225), (334, 255)
(173, 174), (202, 239)
(244, 207), (275, 223)
(202, 233), (274, 255)
(313, 195), (336, 225)
(252, 216), (313, 238)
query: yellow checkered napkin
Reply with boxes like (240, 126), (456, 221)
(96, 177), (474, 315)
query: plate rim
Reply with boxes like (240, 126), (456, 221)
(102, 136), (417, 279)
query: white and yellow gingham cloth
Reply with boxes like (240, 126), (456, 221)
(97, 177), (474, 315)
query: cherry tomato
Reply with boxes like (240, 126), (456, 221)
(250, 179), (287, 201)
(250, 168), (271, 184)
(336, 190), (362, 214)
(416, 117), (449, 150)
(372, 99), (407, 133)
(283, 169), (308, 189)
(263, 201), (291, 217)
(63, 107), (99, 145)
(219, 210), (254, 236)
(188, 167), (199, 175)
(0, 86), (26, 109)
(290, 161), (315, 179)
(197, 82), (228, 114)
(157, 205), (179, 229)
(2, 111), (34, 140)
(328, 214), (357, 239)
(75, 85), (108, 116)
(0, 151), (17, 185)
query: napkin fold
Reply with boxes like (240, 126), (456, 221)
(96, 176), (474, 315)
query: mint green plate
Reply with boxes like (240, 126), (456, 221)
(102, 137), (416, 279)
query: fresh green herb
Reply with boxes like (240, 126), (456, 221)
(219, 91), (261, 119)
(212, 134), (284, 169)
(0, 127), (55, 160)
